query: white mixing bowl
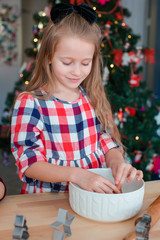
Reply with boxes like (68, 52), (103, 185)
(69, 168), (144, 222)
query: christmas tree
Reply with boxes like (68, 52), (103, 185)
(1, 0), (160, 180)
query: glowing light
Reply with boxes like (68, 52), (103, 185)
(42, 12), (46, 17)
(110, 64), (114, 68)
(114, 20), (118, 24)
(33, 48), (37, 52)
(93, 7), (96, 10)
(98, 14), (102, 18)
(38, 22), (43, 29)
(128, 35), (132, 39)
(25, 81), (29, 85)
(122, 22), (125, 26)
(135, 136), (139, 141)
(34, 38), (38, 42)
(38, 11), (46, 17)
(20, 74), (23, 78)
(101, 43), (105, 47)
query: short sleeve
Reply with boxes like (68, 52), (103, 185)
(99, 132), (118, 154)
(11, 93), (47, 182)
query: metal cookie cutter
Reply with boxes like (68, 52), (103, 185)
(13, 215), (29, 240)
(136, 214), (151, 240)
(50, 208), (75, 240)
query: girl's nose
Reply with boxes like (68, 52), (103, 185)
(71, 64), (81, 76)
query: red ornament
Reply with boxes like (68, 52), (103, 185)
(134, 151), (142, 163)
(114, 11), (123, 20)
(70, 0), (84, 5)
(128, 107), (136, 116)
(113, 49), (123, 66)
(128, 74), (140, 88)
(98, 0), (110, 5)
(117, 108), (123, 120)
(144, 48), (155, 64)
(153, 155), (160, 174)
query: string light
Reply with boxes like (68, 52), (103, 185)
(114, 20), (118, 24)
(34, 38), (38, 43)
(20, 74), (23, 78)
(135, 136), (139, 141)
(128, 35), (132, 39)
(101, 43), (105, 47)
(121, 22), (125, 27)
(38, 11), (46, 17)
(33, 48), (37, 52)
(25, 81), (29, 85)
(110, 63), (114, 68)
(98, 14), (102, 18)
(93, 7), (96, 11)
(38, 22), (43, 29)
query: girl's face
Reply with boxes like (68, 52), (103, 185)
(50, 36), (95, 93)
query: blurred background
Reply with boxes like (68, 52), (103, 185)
(0, 0), (160, 195)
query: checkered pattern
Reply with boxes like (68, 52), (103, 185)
(11, 87), (117, 193)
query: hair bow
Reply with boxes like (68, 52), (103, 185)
(50, 3), (97, 25)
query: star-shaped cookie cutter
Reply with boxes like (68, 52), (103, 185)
(50, 208), (75, 240)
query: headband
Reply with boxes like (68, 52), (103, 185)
(50, 3), (97, 25)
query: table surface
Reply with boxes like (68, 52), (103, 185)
(0, 180), (160, 240)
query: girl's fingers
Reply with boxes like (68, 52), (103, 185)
(93, 180), (120, 194)
(103, 179), (120, 193)
(136, 170), (143, 180)
(126, 167), (137, 183)
(114, 165), (124, 185)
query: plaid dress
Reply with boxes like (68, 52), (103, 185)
(11, 87), (117, 194)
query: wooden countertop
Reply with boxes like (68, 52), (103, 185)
(0, 180), (160, 240)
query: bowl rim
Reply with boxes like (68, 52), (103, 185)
(69, 168), (144, 196)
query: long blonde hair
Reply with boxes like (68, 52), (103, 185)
(27, 13), (123, 151)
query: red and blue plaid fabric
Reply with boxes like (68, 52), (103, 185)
(11, 87), (117, 194)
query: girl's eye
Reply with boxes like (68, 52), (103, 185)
(82, 63), (90, 66)
(63, 62), (71, 65)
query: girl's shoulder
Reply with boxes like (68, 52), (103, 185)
(16, 89), (47, 101)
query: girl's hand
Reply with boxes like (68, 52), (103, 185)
(72, 168), (120, 194)
(110, 161), (143, 190)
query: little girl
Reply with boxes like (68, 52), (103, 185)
(11, 3), (143, 194)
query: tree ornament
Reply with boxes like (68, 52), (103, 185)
(128, 73), (140, 88)
(125, 107), (136, 117)
(102, 66), (109, 85)
(70, 0), (85, 5)
(113, 49), (123, 66)
(114, 11), (123, 20)
(156, 127), (160, 136)
(134, 151), (142, 163)
(144, 48), (155, 64)
(154, 111), (160, 125)
(98, 0), (110, 6)
(124, 42), (130, 49)
(33, 25), (39, 36)
(117, 108), (126, 129)
(122, 52), (130, 66)
(153, 155), (160, 174)
(86, 0), (120, 15)
(145, 158), (154, 172)
(114, 113), (119, 126)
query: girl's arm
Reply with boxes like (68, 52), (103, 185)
(25, 161), (120, 194)
(105, 148), (143, 189)
(0, 178), (6, 201)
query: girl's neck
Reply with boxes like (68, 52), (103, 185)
(51, 86), (81, 102)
